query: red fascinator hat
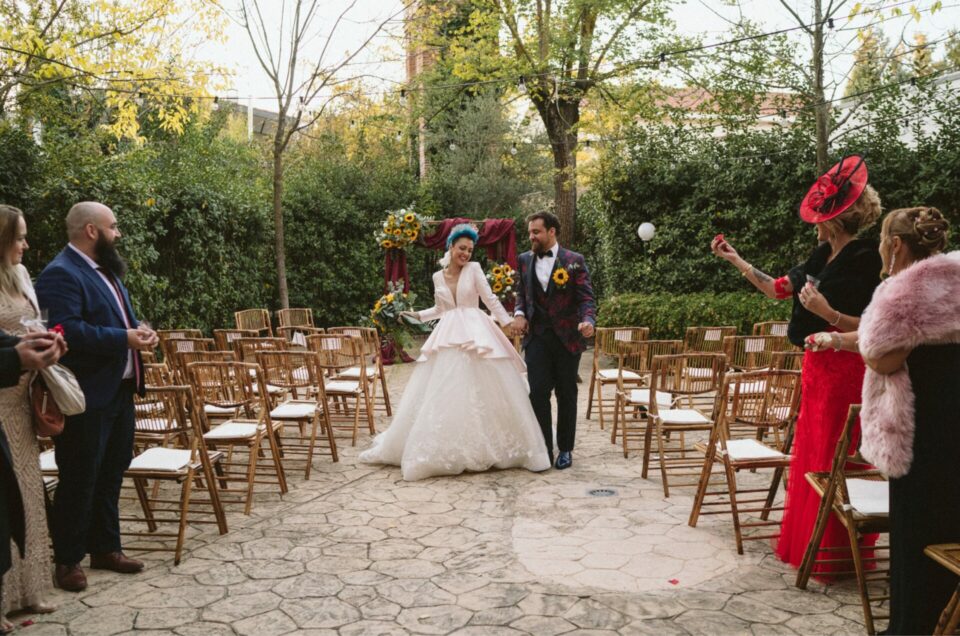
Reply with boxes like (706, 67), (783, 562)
(799, 155), (868, 223)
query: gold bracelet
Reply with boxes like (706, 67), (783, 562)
(830, 310), (842, 326)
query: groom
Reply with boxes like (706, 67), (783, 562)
(512, 212), (596, 470)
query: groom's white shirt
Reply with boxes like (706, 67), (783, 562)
(515, 243), (559, 317)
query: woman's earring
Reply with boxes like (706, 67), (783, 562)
(888, 253), (896, 276)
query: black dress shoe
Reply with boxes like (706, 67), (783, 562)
(555, 451), (572, 470)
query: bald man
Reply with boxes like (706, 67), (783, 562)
(35, 201), (158, 592)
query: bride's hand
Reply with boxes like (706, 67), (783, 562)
(398, 311), (418, 323)
(804, 332), (836, 352)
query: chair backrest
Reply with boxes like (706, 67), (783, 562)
(256, 350), (326, 400)
(156, 329), (204, 363)
(277, 326), (326, 348)
(233, 337), (288, 363)
(306, 334), (365, 375)
(648, 352), (726, 411)
(752, 321), (790, 337)
(134, 385), (190, 438)
(722, 335), (789, 371)
(594, 327), (650, 361)
(234, 309), (272, 336)
(683, 326), (737, 353)
(144, 363), (174, 387)
(213, 329), (259, 352)
(186, 361), (264, 419)
(163, 338), (215, 382)
(632, 339), (683, 374)
(276, 308), (314, 328)
(770, 350), (805, 371)
(326, 326), (381, 361)
(718, 369), (801, 433)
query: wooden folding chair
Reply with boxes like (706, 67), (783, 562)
(276, 308), (314, 328)
(643, 352), (726, 497)
(307, 334), (376, 446)
(233, 337), (288, 362)
(797, 404), (890, 635)
(752, 320), (790, 338)
(722, 335), (789, 371)
(156, 329), (203, 363)
(162, 337), (216, 384)
(925, 544), (960, 635)
(235, 309), (272, 336)
(257, 350), (338, 478)
(688, 369), (801, 553)
(327, 326), (392, 416)
(144, 363), (174, 387)
(277, 326), (325, 349)
(683, 326), (737, 353)
(610, 340), (677, 458)
(213, 328), (259, 353)
(770, 350), (805, 371)
(187, 361), (288, 515)
(120, 385), (228, 564)
(586, 327), (649, 430)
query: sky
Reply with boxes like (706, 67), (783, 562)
(199, 1), (960, 109)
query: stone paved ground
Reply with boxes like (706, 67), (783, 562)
(17, 355), (879, 635)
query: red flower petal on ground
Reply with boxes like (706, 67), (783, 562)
(668, 579), (680, 585)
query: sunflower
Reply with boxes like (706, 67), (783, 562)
(393, 229), (402, 236)
(505, 277), (514, 285)
(381, 239), (394, 248)
(552, 268), (570, 286)
(491, 266), (503, 276)
(492, 283), (503, 293)
(404, 229), (414, 237)
(386, 293), (395, 303)
(414, 222), (421, 230)
(404, 212), (415, 223)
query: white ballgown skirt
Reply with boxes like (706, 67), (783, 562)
(359, 307), (551, 481)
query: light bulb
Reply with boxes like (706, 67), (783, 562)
(637, 222), (656, 241)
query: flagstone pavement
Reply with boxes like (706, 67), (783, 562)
(19, 355), (874, 636)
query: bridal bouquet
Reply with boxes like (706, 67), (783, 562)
(376, 207), (429, 251)
(485, 262), (516, 303)
(369, 282), (432, 348)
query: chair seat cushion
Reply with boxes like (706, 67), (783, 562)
(253, 383), (284, 395)
(598, 369), (641, 381)
(204, 404), (238, 416)
(204, 421), (261, 440)
(325, 380), (360, 394)
(335, 366), (376, 380)
(724, 439), (786, 461)
(846, 478), (889, 517)
(627, 389), (673, 407)
(128, 447), (192, 473)
(39, 449), (57, 473)
(270, 401), (318, 419)
(658, 408), (710, 425)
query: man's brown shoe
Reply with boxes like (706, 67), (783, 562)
(89, 551), (144, 574)
(55, 564), (87, 592)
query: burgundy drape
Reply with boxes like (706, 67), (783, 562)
(383, 217), (517, 292)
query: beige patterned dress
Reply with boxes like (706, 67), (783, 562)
(1, 265), (53, 615)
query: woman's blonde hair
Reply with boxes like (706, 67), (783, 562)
(0, 205), (25, 299)
(820, 184), (882, 238)
(881, 206), (950, 260)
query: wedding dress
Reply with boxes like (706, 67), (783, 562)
(359, 261), (550, 481)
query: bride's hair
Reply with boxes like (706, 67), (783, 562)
(440, 223), (479, 268)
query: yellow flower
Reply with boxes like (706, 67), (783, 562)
(404, 229), (413, 237)
(145, 197), (156, 207)
(374, 300), (382, 311)
(414, 222), (421, 230)
(492, 266), (503, 276)
(505, 277), (514, 285)
(553, 268), (570, 286)
(382, 240), (394, 248)
(410, 231), (418, 240)
(493, 283), (503, 292)
(386, 294), (395, 303)
(404, 213), (415, 223)
(393, 229), (402, 236)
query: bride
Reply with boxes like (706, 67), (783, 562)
(359, 224), (551, 481)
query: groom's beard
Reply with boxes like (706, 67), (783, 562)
(94, 234), (128, 279)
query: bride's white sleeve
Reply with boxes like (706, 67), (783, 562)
(474, 263), (513, 326)
(416, 275), (443, 322)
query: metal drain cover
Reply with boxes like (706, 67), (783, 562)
(588, 488), (618, 497)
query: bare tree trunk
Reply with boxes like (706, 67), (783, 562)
(536, 97), (580, 246)
(272, 138), (290, 309)
(812, 1), (830, 173)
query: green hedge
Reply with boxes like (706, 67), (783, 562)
(598, 292), (791, 340)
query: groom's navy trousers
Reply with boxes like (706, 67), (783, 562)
(526, 329), (580, 454)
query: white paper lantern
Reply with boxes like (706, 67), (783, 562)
(637, 222), (656, 241)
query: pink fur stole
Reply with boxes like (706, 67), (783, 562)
(858, 251), (960, 477)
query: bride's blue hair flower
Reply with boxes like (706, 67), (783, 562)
(446, 223), (479, 249)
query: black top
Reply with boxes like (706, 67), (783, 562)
(785, 238), (882, 347)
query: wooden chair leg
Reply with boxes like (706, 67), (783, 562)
(724, 459), (745, 555)
(597, 381), (606, 431)
(641, 414), (655, 479)
(244, 439), (260, 515)
(586, 371), (596, 419)
(174, 473), (194, 565)
(378, 360), (392, 416)
(688, 433), (719, 528)
(200, 450), (228, 535)
(796, 484), (836, 589)
(847, 523), (876, 635)
(610, 393), (620, 445)
(323, 411), (339, 463)
(656, 420), (670, 498)
(304, 415), (318, 480)
(133, 477), (158, 533)
(935, 583), (960, 635)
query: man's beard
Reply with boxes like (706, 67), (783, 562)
(94, 234), (128, 279)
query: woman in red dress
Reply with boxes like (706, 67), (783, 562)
(710, 155), (882, 575)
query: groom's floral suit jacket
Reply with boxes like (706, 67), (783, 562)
(515, 246), (597, 355)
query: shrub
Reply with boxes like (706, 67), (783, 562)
(598, 292), (791, 340)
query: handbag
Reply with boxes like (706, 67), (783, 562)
(30, 364), (86, 438)
(31, 373), (64, 437)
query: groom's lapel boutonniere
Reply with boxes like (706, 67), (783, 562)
(551, 262), (581, 289)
